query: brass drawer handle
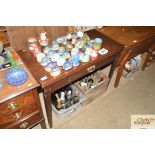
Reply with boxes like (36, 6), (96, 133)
(8, 102), (18, 110)
(87, 65), (96, 73)
(19, 122), (29, 129)
(13, 112), (22, 120)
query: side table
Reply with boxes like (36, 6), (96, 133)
(18, 29), (123, 128)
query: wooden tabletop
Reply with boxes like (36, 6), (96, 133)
(18, 29), (123, 89)
(97, 26), (155, 48)
(0, 56), (39, 104)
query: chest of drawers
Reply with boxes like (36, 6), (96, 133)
(0, 56), (46, 129)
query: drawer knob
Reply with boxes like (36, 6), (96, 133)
(8, 102), (18, 110)
(87, 65), (96, 73)
(13, 112), (22, 119)
(19, 122), (28, 129)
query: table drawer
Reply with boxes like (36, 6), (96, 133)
(0, 105), (38, 128)
(0, 90), (36, 118)
(9, 113), (42, 129)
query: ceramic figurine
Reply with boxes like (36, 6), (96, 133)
(51, 52), (60, 62)
(47, 50), (55, 59)
(36, 53), (46, 62)
(57, 56), (66, 66)
(40, 57), (50, 67)
(77, 31), (84, 38)
(71, 37), (77, 45)
(55, 93), (63, 110)
(56, 37), (65, 46)
(52, 42), (60, 50)
(82, 34), (90, 44)
(62, 51), (70, 59)
(59, 46), (65, 54)
(27, 37), (38, 52)
(66, 32), (72, 42)
(63, 61), (72, 70)
(87, 40), (94, 47)
(71, 47), (79, 56)
(62, 40), (68, 46)
(32, 46), (41, 56)
(66, 43), (73, 51)
(71, 32), (77, 38)
(85, 47), (93, 55)
(5, 67), (28, 86)
(51, 66), (61, 77)
(69, 54), (80, 67)
(0, 56), (5, 66)
(39, 32), (49, 47)
(78, 51), (84, 61)
(81, 54), (90, 63)
(93, 38), (102, 50)
(75, 39), (84, 49)
(43, 46), (52, 54)
(90, 50), (98, 61)
(44, 61), (55, 72)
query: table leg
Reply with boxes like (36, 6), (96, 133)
(43, 87), (53, 128)
(40, 120), (46, 129)
(114, 63), (124, 88)
(108, 57), (118, 80)
(142, 51), (151, 71)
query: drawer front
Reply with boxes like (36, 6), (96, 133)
(9, 113), (42, 129)
(0, 105), (38, 128)
(0, 90), (36, 118)
(69, 55), (116, 84)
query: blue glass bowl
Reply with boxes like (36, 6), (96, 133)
(5, 67), (28, 86)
